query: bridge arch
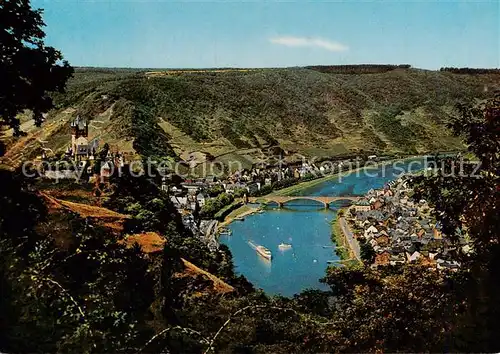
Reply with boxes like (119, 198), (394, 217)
(279, 197), (329, 208)
(263, 200), (281, 207)
(327, 198), (358, 205)
(248, 195), (358, 209)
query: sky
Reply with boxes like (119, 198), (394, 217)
(32, 0), (499, 69)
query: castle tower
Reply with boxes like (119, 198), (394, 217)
(70, 115), (89, 160)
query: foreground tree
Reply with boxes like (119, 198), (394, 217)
(0, 0), (73, 135)
(0, 170), (157, 352)
(411, 94), (500, 351)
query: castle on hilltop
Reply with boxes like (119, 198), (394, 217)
(66, 115), (126, 167)
(68, 116), (91, 160)
(41, 115), (131, 181)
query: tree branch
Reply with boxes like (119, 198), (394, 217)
(41, 277), (86, 320)
(137, 325), (209, 354)
(203, 304), (340, 353)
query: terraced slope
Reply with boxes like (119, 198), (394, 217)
(2, 67), (499, 169)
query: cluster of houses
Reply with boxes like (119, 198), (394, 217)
(235, 157), (378, 186)
(163, 156), (375, 213)
(348, 175), (468, 270)
(164, 155), (389, 239)
(173, 156), (381, 198)
(164, 173), (257, 238)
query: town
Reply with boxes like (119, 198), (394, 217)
(35, 115), (414, 248)
(32, 114), (471, 270)
(344, 175), (468, 269)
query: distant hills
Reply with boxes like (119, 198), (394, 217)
(2, 66), (499, 171)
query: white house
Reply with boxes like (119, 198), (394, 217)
(170, 196), (188, 208)
(196, 193), (208, 207)
(354, 201), (371, 212)
(364, 225), (379, 239)
(406, 251), (422, 263)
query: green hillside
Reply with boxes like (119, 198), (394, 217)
(4, 66), (499, 169)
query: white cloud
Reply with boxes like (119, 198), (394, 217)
(269, 36), (349, 52)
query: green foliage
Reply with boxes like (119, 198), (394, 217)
(41, 66), (498, 161)
(130, 103), (176, 159)
(322, 265), (458, 352)
(360, 126), (387, 150)
(232, 187), (247, 198)
(372, 105), (417, 153)
(306, 64), (411, 74)
(440, 67), (500, 74)
(200, 193), (235, 219)
(330, 215), (349, 260)
(293, 289), (333, 318)
(0, 0), (73, 134)
(214, 202), (243, 221)
(105, 165), (185, 235)
(207, 184), (224, 197)
(359, 239), (376, 264)
(410, 94), (500, 351)
(250, 184), (273, 197)
(0, 171), (155, 352)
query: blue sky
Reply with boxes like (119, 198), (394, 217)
(33, 0), (499, 69)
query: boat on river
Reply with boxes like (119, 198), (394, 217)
(248, 241), (272, 260)
(256, 245), (272, 260)
(278, 243), (292, 250)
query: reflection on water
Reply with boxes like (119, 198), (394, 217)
(221, 158), (425, 297)
(257, 256), (272, 272)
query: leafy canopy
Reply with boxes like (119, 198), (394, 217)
(0, 0), (73, 135)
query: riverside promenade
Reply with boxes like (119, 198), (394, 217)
(339, 216), (361, 261)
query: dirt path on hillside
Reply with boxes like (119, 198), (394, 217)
(40, 192), (131, 220)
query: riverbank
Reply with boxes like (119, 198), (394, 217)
(217, 204), (260, 229)
(271, 156), (423, 197)
(330, 209), (361, 267)
(331, 212), (350, 260)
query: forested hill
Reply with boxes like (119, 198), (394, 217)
(4, 67), (499, 166)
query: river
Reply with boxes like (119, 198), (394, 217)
(219, 158), (426, 297)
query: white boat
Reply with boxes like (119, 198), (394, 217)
(248, 241), (272, 260)
(278, 243), (292, 250)
(219, 228), (232, 236)
(256, 245), (272, 260)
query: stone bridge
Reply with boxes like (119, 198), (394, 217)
(248, 195), (359, 209)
